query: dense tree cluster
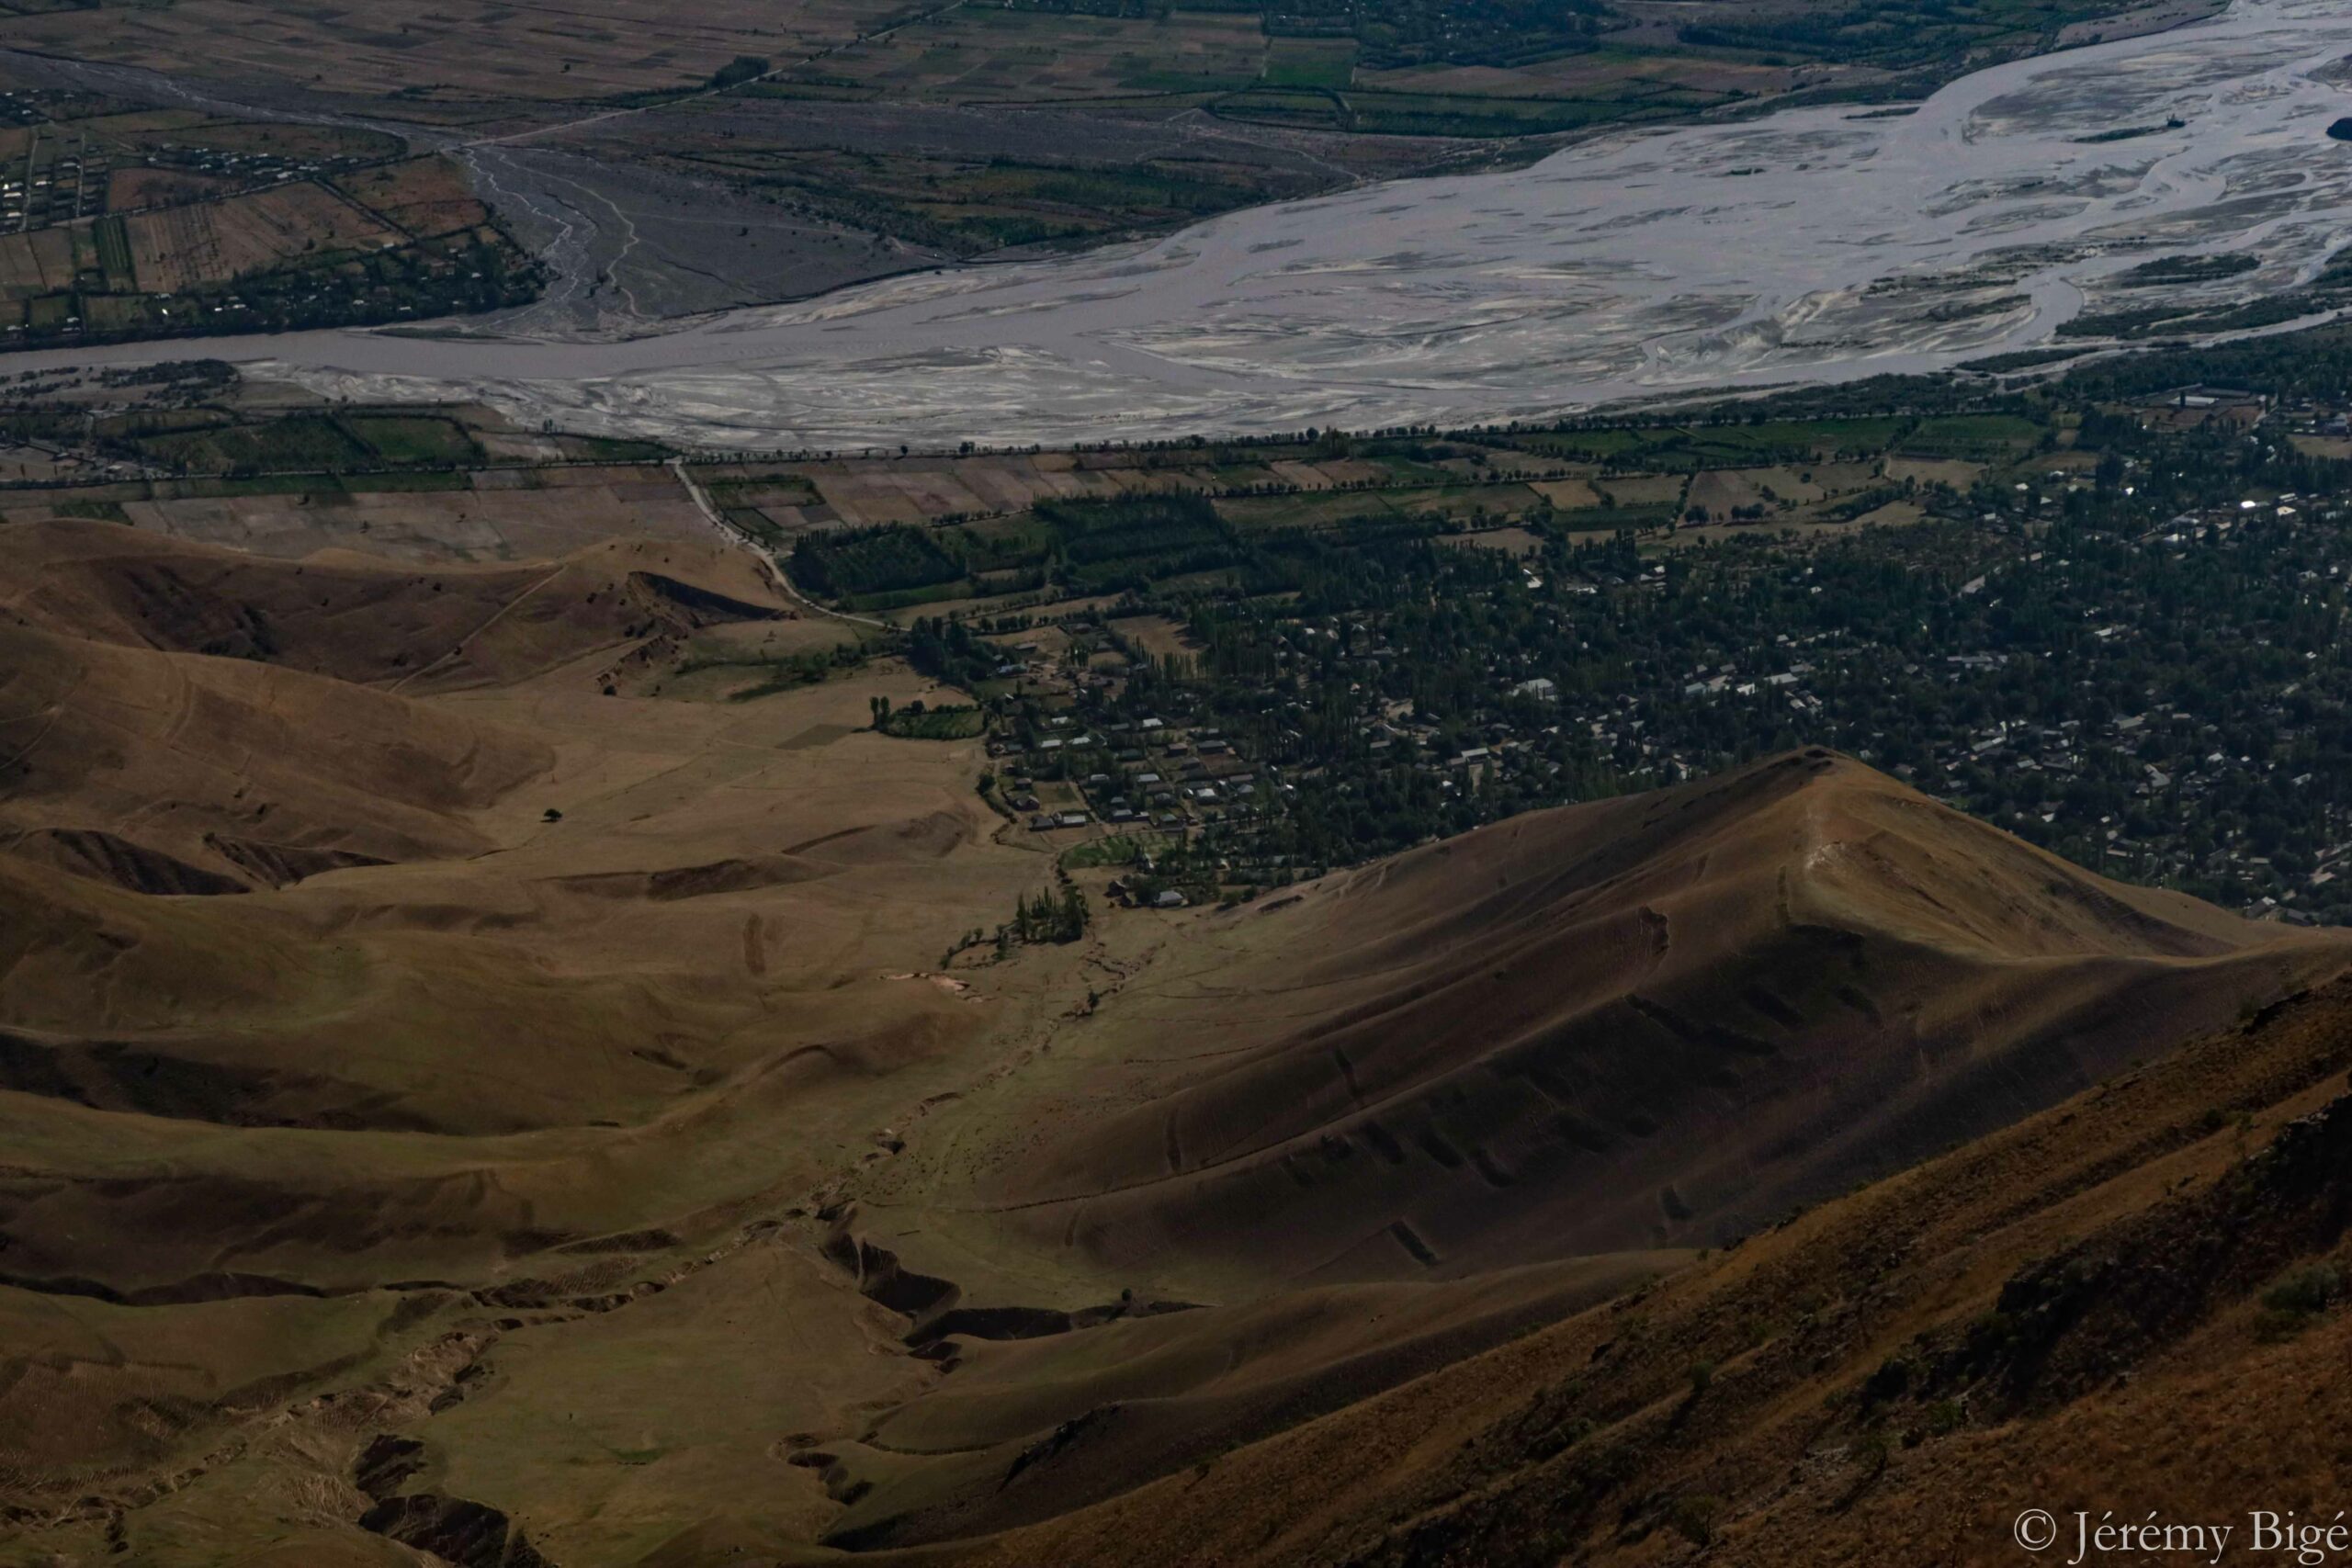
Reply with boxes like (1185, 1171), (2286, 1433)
(1026, 392), (2352, 921)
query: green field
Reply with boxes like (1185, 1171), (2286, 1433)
(139, 416), (374, 474)
(345, 414), (482, 466)
(880, 704), (988, 739)
(1510, 416), (1966, 469)
(1897, 413), (2045, 458)
(1262, 38), (1356, 89)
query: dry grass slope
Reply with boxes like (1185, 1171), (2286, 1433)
(952, 972), (2352, 1568)
(0, 517), (788, 694)
(2, 514), (2344, 1568)
(0, 513), (1060, 1564)
(900, 751), (2344, 1303)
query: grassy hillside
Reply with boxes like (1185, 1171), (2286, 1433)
(959, 971), (2352, 1567)
(0, 514), (2340, 1566)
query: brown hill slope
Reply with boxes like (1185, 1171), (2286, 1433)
(951, 965), (2352, 1568)
(0, 509), (1029, 1280)
(7, 537), (2347, 1568)
(896, 750), (2346, 1302)
(0, 508), (1074, 1565)
(0, 516), (786, 693)
(0, 513), (1080, 1566)
(781, 751), (2350, 1555)
(0, 616), (548, 891)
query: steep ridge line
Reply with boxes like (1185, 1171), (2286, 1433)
(903, 750), (2352, 1297)
(932, 971), (2352, 1568)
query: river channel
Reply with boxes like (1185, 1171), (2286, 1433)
(17, 0), (2352, 448)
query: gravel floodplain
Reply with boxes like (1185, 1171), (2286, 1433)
(12, 0), (2352, 449)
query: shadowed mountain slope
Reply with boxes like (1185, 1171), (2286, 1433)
(0, 517), (1020, 1302)
(0, 516), (786, 694)
(0, 616), (548, 887)
(6, 502), (2348, 1568)
(919, 750), (2346, 1296)
(945, 967), (2352, 1568)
